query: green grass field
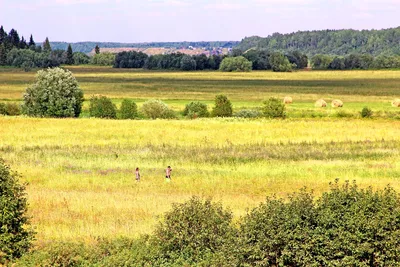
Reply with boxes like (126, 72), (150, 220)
(1, 66), (400, 246)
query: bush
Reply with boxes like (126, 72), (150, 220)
(0, 159), (34, 263)
(183, 101), (209, 118)
(1, 103), (21, 116)
(262, 97), (286, 118)
(89, 95), (117, 119)
(219, 56), (252, 72)
(119, 99), (138, 119)
(234, 109), (261, 118)
(141, 99), (176, 119)
(335, 110), (353, 118)
(361, 106), (373, 118)
(152, 197), (237, 265)
(238, 180), (400, 266)
(211, 95), (233, 117)
(90, 52), (115, 66)
(180, 55), (197, 71)
(22, 67), (84, 118)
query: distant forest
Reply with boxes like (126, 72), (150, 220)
(237, 27), (400, 56)
(50, 41), (240, 54)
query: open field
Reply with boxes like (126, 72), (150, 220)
(0, 67), (400, 247)
(1, 66), (400, 117)
(1, 117), (400, 245)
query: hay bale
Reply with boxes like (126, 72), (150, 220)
(331, 99), (343, 108)
(283, 96), (293, 104)
(315, 99), (327, 108)
(391, 98), (400, 107)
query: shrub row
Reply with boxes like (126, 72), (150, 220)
(12, 181), (400, 266)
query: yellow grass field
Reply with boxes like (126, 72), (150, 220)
(1, 116), (400, 244)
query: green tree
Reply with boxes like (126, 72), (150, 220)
(269, 52), (293, 72)
(180, 55), (197, 71)
(66, 44), (74, 65)
(90, 52), (115, 66)
(311, 54), (333, 69)
(211, 95), (233, 117)
(141, 99), (175, 119)
(119, 99), (138, 119)
(95, 45), (100, 54)
(0, 159), (34, 263)
(89, 95), (117, 119)
(219, 56), (252, 72)
(28, 34), (35, 47)
(152, 197), (237, 265)
(183, 101), (209, 118)
(72, 52), (90, 65)
(262, 97), (286, 118)
(43, 37), (51, 52)
(22, 67), (84, 117)
(0, 43), (6, 66)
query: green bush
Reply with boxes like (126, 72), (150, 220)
(262, 97), (286, 118)
(183, 101), (209, 118)
(335, 110), (353, 118)
(22, 67), (84, 118)
(234, 109), (261, 118)
(219, 56), (252, 72)
(119, 99), (138, 119)
(269, 52), (293, 72)
(0, 159), (34, 263)
(0, 103), (5, 115)
(238, 180), (400, 266)
(361, 106), (373, 118)
(211, 95), (233, 117)
(89, 95), (117, 119)
(90, 52), (115, 66)
(141, 99), (176, 119)
(152, 196), (237, 265)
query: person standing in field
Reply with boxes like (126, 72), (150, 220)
(135, 167), (140, 182)
(165, 166), (172, 181)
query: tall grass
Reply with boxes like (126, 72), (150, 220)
(1, 116), (400, 244)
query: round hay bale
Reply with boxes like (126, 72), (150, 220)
(391, 98), (400, 107)
(331, 99), (343, 108)
(315, 99), (327, 108)
(283, 96), (293, 104)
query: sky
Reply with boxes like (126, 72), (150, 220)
(1, 0), (400, 43)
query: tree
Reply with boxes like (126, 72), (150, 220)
(311, 54), (333, 69)
(153, 197), (237, 265)
(72, 52), (90, 65)
(66, 44), (74, 65)
(262, 97), (286, 118)
(22, 67), (84, 117)
(180, 55), (197, 71)
(0, 159), (34, 263)
(269, 52), (293, 72)
(141, 99), (175, 119)
(183, 101), (209, 118)
(95, 45), (100, 54)
(8, 29), (20, 48)
(219, 56), (252, 72)
(0, 43), (6, 66)
(89, 95), (117, 119)
(28, 34), (35, 47)
(0, 26), (6, 45)
(19, 36), (27, 49)
(90, 52), (115, 66)
(119, 99), (138, 119)
(211, 95), (233, 117)
(43, 37), (51, 52)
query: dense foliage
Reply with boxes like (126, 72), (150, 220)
(22, 68), (84, 117)
(90, 52), (115, 66)
(238, 27), (400, 56)
(0, 159), (34, 263)
(211, 95), (233, 117)
(183, 101), (210, 118)
(141, 99), (176, 119)
(12, 182), (400, 266)
(89, 95), (117, 119)
(219, 56), (252, 72)
(114, 51), (148, 68)
(119, 99), (138, 119)
(262, 97), (286, 118)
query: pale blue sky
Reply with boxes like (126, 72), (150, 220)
(1, 0), (399, 42)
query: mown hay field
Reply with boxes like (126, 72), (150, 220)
(1, 66), (400, 245)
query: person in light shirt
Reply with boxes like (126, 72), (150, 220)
(165, 166), (172, 180)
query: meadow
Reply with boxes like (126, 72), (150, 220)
(1, 67), (400, 247)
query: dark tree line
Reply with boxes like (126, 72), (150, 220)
(0, 26), (90, 69)
(238, 27), (400, 56)
(114, 51), (226, 70)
